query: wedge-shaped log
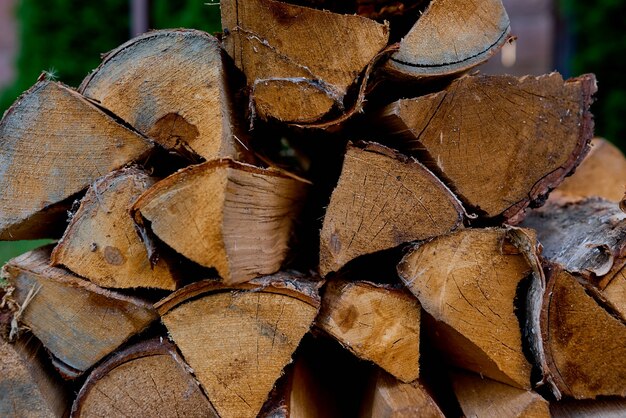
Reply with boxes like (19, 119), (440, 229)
(378, 73), (596, 221)
(2, 247), (157, 378)
(320, 142), (463, 276)
(133, 159), (308, 284)
(0, 80), (152, 240)
(398, 228), (534, 389)
(386, 0), (510, 80)
(317, 280), (420, 382)
(551, 397), (626, 417)
(72, 339), (218, 417)
(80, 29), (247, 161)
(156, 273), (321, 418)
(603, 268), (626, 322)
(221, 0), (389, 124)
(51, 168), (178, 290)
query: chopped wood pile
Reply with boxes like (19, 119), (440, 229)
(1, 0), (624, 417)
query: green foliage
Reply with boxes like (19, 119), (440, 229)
(0, 240), (53, 267)
(152, 0), (222, 35)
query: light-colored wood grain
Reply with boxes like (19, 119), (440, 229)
(603, 267), (626, 321)
(550, 397), (626, 418)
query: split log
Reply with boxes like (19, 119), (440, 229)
(540, 268), (626, 399)
(319, 142), (464, 276)
(385, 0), (510, 80)
(0, 335), (70, 417)
(397, 228), (534, 389)
(72, 338), (218, 417)
(451, 370), (550, 418)
(0, 79), (153, 240)
(316, 280), (420, 382)
(79, 29), (249, 161)
(551, 397), (626, 418)
(377, 73), (596, 221)
(2, 247), (158, 378)
(132, 159), (308, 284)
(221, 0), (389, 124)
(50, 168), (179, 290)
(156, 273), (321, 418)
(603, 267), (626, 321)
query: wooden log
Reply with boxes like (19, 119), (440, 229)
(550, 397), (626, 418)
(221, 0), (389, 124)
(156, 273), (321, 418)
(79, 29), (249, 162)
(2, 247), (158, 378)
(319, 142), (464, 276)
(377, 73), (596, 221)
(397, 228), (534, 389)
(316, 280), (420, 382)
(50, 168), (179, 290)
(540, 267), (626, 399)
(385, 0), (510, 80)
(72, 338), (219, 417)
(603, 267), (626, 321)
(0, 79), (153, 240)
(132, 159), (308, 284)
(0, 335), (70, 417)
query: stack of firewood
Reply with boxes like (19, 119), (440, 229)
(1, 0), (625, 417)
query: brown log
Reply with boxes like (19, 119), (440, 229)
(0, 79), (153, 240)
(72, 338), (219, 417)
(377, 73), (596, 221)
(319, 142), (464, 276)
(79, 29), (249, 161)
(316, 280), (420, 382)
(2, 247), (157, 378)
(50, 168), (179, 290)
(156, 273), (321, 418)
(550, 397), (626, 418)
(603, 267), (626, 321)
(132, 159), (308, 284)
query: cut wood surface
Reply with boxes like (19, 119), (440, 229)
(79, 29), (247, 161)
(317, 280), (420, 382)
(72, 338), (218, 418)
(378, 73), (596, 221)
(221, 0), (389, 124)
(156, 273), (321, 418)
(2, 247), (158, 378)
(541, 268), (626, 399)
(603, 267), (626, 321)
(319, 142), (464, 276)
(51, 168), (179, 290)
(0, 80), (153, 240)
(133, 158), (308, 284)
(386, 0), (510, 80)
(451, 370), (550, 418)
(397, 228), (533, 389)
(550, 397), (626, 418)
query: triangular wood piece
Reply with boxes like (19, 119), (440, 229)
(385, 0), (510, 80)
(156, 273), (321, 418)
(79, 29), (249, 161)
(551, 397), (626, 418)
(603, 267), (626, 322)
(72, 339), (219, 417)
(133, 159), (308, 284)
(0, 80), (153, 240)
(378, 73), (596, 221)
(317, 280), (421, 382)
(2, 247), (158, 378)
(320, 142), (464, 276)
(51, 168), (179, 290)
(221, 0), (389, 124)
(397, 228), (534, 389)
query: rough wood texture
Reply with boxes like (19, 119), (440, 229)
(397, 228), (533, 389)
(156, 273), (321, 418)
(451, 370), (550, 418)
(386, 0), (510, 80)
(133, 159), (308, 284)
(317, 280), (420, 382)
(79, 29), (247, 161)
(2, 247), (158, 378)
(603, 267), (626, 321)
(50, 168), (179, 290)
(72, 338), (218, 417)
(221, 0), (389, 124)
(320, 142), (464, 276)
(378, 73), (596, 221)
(551, 397), (626, 418)
(0, 79), (153, 240)
(0, 335), (70, 417)
(541, 268), (626, 399)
